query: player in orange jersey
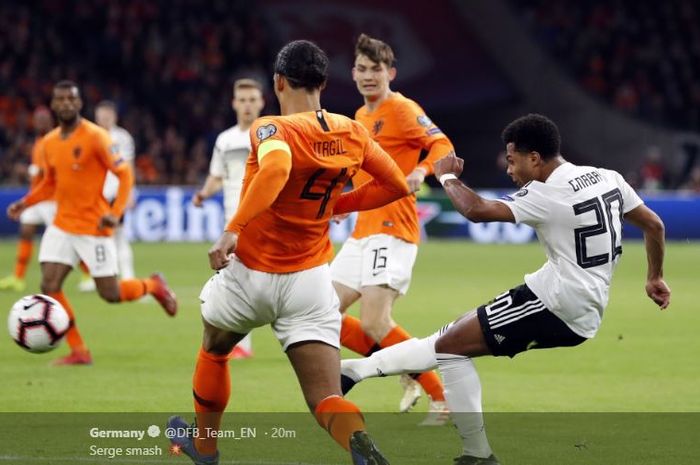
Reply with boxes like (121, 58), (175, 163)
(6, 81), (177, 366)
(330, 34), (455, 424)
(167, 40), (410, 465)
(0, 107), (55, 292)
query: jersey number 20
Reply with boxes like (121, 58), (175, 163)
(572, 188), (623, 269)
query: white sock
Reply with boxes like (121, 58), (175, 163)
(115, 226), (135, 279)
(436, 353), (492, 459)
(341, 334), (439, 381)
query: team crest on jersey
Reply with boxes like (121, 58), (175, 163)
(514, 188), (529, 197)
(372, 119), (384, 136)
(73, 146), (81, 158)
(256, 124), (277, 141)
(417, 115), (433, 127)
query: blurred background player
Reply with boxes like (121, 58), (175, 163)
(6, 80), (177, 366)
(167, 40), (410, 465)
(0, 107), (55, 292)
(77, 100), (137, 292)
(330, 34), (455, 424)
(192, 78), (265, 359)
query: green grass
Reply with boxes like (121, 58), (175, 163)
(0, 240), (698, 464)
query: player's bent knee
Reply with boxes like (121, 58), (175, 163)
(40, 281), (60, 294)
(360, 317), (392, 343)
(100, 292), (121, 303)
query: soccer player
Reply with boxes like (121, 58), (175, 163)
(77, 100), (138, 292)
(6, 81), (178, 366)
(330, 34), (454, 422)
(0, 107), (55, 292)
(167, 40), (410, 465)
(192, 78), (265, 359)
(340, 114), (671, 464)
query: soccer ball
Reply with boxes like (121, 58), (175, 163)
(8, 294), (70, 353)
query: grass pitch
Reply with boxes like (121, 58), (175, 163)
(0, 240), (698, 464)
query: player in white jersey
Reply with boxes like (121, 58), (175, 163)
(192, 78), (265, 359)
(75, 101), (137, 292)
(340, 114), (671, 465)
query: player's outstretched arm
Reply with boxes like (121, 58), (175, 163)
(193, 175), (223, 207)
(334, 143), (410, 214)
(434, 153), (514, 223)
(14, 165), (57, 218)
(624, 204), (671, 309)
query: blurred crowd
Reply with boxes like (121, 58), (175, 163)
(518, 0), (700, 132)
(0, 0), (274, 186)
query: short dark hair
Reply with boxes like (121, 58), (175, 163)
(54, 80), (80, 96)
(501, 114), (561, 159)
(274, 40), (328, 91)
(355, 33), (395, 67)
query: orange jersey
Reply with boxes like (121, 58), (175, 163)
(28, 135), (48, 191)
(23, 119), (133, 236)
(352, 92), (454, 244)
(227, 110), (408, 273)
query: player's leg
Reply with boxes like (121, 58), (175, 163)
(277, 264), (388, 464)
(1, 204), (45, 291)
(169, 261), (267, 464)
(434, 311), (494, 462)
(79, 235), (176, 315)
(114, 224), (135, 279)
(287, 341), (388, 464)
(331, 239), (375, 355)
(358, 237), (447, 417)
(0, 223), (37, 291)
(37, 225), (91, 364)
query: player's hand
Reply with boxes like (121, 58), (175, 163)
(209, 231), (238, 270)
(646, 277), (671, 309)
(7, 200), (26, 221)
(98, 214), (120, 230)
(331, 213), (351, 224)
(406, 167), (427, 193)
(192, 191), (206, 208)
(434, 152), (463, 179)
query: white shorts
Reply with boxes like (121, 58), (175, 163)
(330, 234), (418, 295)
(200, 258), (341, 351)
(38, 225), (119, 278)
(19, 200), (56, 226)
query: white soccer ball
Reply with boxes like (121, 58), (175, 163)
(8, 294), (70, 353)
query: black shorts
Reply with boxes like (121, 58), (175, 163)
(476, 284), (587, 358)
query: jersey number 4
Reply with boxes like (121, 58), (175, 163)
(573, 188), (623, 269)
(300, 168), (349, 219)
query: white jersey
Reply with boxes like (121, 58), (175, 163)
(209, 125), (250, 219)
(102, 125), (135, 202)
(497, 162), (644, 338)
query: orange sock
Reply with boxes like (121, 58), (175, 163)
(380, 326), (445, 401)
(78, 261), (90, 275)
(340, 315), (379, 356)
(314, 395), (365, 450)
(47, 291), (87, 353)
(193, 347), (231, 456)
(378, 325), (412, 348)
(14, 239), (33, 279)
(415, 371), (445, 401)
(119, 278), (156, 301)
